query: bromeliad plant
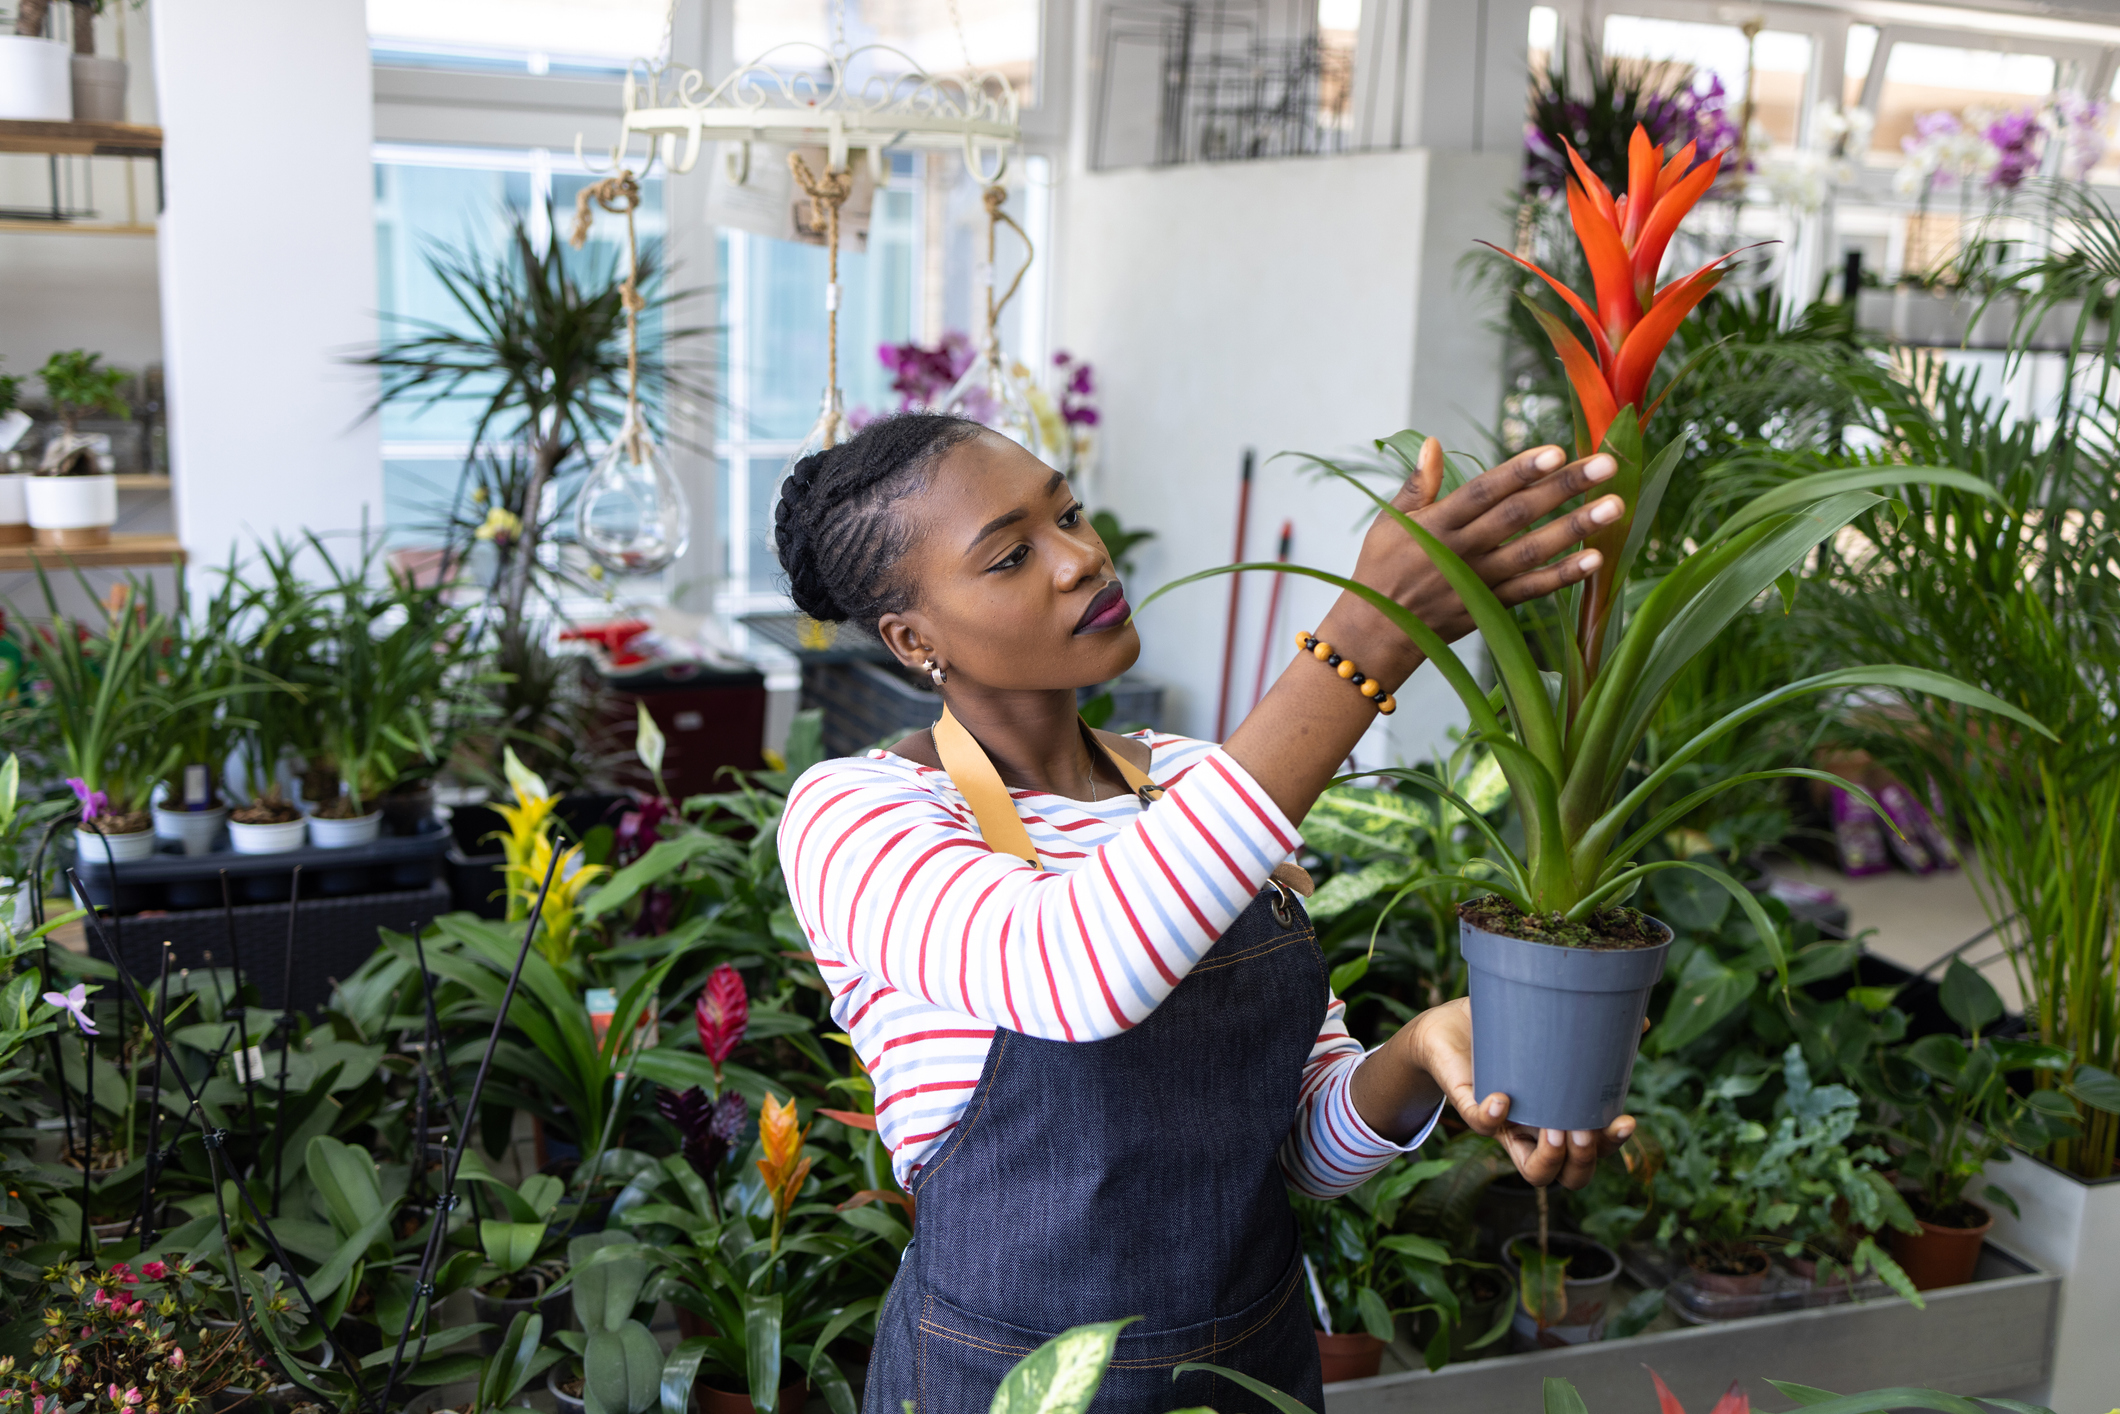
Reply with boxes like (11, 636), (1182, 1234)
(1156, 124), (2043, 969)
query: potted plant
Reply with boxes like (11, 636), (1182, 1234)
(458, 1168), (573, 1357)
(544, 1232), (666, 1414)
(64, 0), (130, 123)
(26, 350), (127, 546)
(1293, 1155), (1474, 1378)
(9, 574), (173, 861)
(651, 1093), (889, 1414)
(1867, 960), (2118, 1290)
(1155, 125), (2042, 1131)
(0, 362), (29, 543)
(224, 542), (324, 852)
(145, 569), (264, 855)
(0, 0), (71, 121)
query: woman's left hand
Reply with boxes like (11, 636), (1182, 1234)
(1394, 998), (1635, 1190)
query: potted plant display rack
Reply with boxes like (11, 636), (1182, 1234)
(1321, 1245), (2057, 1414)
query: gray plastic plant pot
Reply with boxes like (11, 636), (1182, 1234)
(1461, 913), (1671, 1132)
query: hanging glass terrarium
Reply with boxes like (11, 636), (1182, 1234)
(782, 152), (858, 473)
(577, 411), (690, 574)
(941, 184), (1064, 467)
(568, 171), (689, 576)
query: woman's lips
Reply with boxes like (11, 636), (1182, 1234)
(1074, 581), (1130, 634)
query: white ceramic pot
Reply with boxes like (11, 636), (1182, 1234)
(228, 817), (306, 855)
(25, 473), (117, 545)
(308, 810), (382, 849)
(153, 804), (227, 857)
(68, 53), (123, 123)
(74, 825), (154, 863)
(0, 472), (29, 546)
(0, 35), (72, 122)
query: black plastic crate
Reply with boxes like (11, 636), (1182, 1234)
(73, 823), (450, 914)
(83, 879), (451, 1014)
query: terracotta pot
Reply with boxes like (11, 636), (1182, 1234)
(696, 1379), (808, 1414)
(1314, 1331), (1385, 1384)
(1688, 1243), (1771, 1295)
(1889, 1202), (1992, 1291)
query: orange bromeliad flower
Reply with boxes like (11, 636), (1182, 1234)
(1482, 123), (1757, 676)
(1486, 124), (1738, 454)
(756, 1093), (813, 1244)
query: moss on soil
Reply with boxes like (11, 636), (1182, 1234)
(1459, 893), (1668, 950)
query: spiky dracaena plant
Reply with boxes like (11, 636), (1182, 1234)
(1151, 127), (2044, 977)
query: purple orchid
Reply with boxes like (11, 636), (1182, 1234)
(1984, 107), (2045, 189)
(658, 1085), (749, 1182)
(66, 778), (106, 822)
(43, 982), (98, 1036)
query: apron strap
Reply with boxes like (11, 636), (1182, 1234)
(933, 707), (1168, 869)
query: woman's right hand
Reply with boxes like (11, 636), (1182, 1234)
(1226, 438), (1620, 827)
(1328, 438), (1622, 684)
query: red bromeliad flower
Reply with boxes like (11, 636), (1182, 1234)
(1649, 1368), (1749, 1414)
(694, 963), (748, 1080)
(1485, 124), (1740, 453)
(1481, 123), (1758, 675)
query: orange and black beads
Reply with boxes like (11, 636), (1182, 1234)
(1296, 632), (1396, 715)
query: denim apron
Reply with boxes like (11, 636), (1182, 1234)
(861, 711), (1327, 1414)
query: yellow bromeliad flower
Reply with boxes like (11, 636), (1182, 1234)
(508, 831), (608, 970)
(495, 748), (557, 921)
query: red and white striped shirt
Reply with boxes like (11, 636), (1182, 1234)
(779, 731), (1438, 1193)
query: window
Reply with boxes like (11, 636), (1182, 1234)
(733, 0), (1043, 105)
(373, 144), (666, 536)
(367, 0), (668, 75)
(1602, 15), (1815, 149)
(1845, 24), (1880, 109)
(714, 151), (1051, 611)
(1870, 42), (2057, 155)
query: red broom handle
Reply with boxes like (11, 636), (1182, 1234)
(1215, 451), (1254, 740)
(1249, 520), (1293, 714)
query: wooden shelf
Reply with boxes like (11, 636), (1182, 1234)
(0, 533), (184, 572)
(0, 218), (154, 236)
(0, 118), (162, 157)
(113, 474), (170, 491)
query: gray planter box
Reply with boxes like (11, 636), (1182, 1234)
(1324, 1246), (2055, 1414)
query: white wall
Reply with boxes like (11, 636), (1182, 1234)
(152, 0), (384, 570)
(1056, 147), (1516, 762)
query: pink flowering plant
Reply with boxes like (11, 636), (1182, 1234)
(0, 1259), (298, 1414)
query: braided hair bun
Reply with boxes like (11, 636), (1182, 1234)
(773, 413), (985, 630)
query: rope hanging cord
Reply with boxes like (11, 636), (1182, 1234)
(570, 171), (648, 462)
(788, 152), (856, 412)
(981, 184), (1033, 338)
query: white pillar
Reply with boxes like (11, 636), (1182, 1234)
(153, 0), (383, 571)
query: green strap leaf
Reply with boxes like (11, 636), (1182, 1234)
(1699, 464), (2003, 549)
(1170, 1361), (1316, 1414)
(744, 1291), (784, 1414)
(1542, 1377), (1591, 1414)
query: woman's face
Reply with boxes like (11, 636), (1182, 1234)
(876, 431), (1141, 692)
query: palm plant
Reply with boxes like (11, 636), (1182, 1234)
(357, 205), (700, 644)
(1797, 348), (2120, 1179)
(5, 571), (177, 831)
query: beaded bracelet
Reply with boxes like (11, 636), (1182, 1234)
(1296, 632), (1397, 715)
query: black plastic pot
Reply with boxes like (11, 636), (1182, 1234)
(1460, 914), (1671, 1132)
(1500, 1232), (1622, 1350)
(473, 1279), (570, 1358)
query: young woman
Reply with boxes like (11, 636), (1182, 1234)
(774, 414), (1635, 1414)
